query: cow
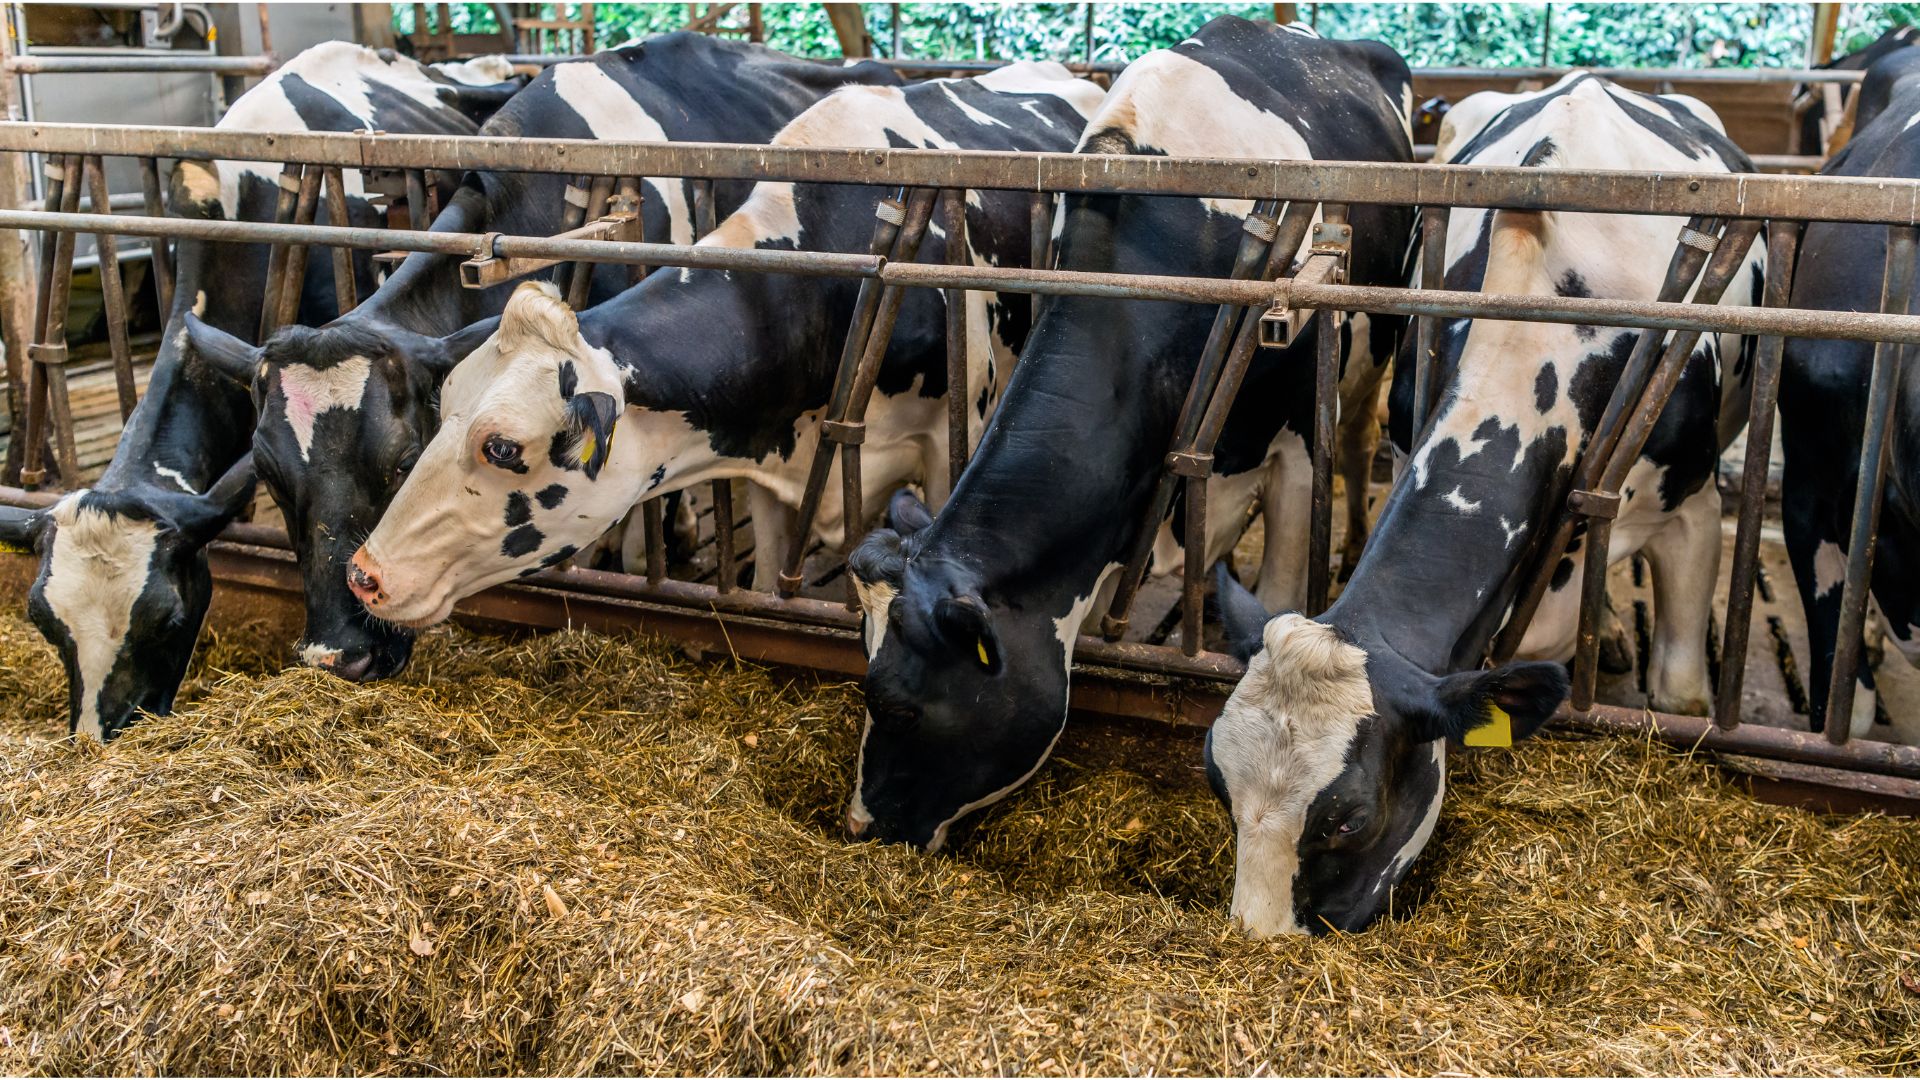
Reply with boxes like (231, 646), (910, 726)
(836, 16), (1417, 853)
(1797, 26), (1918, 157)
(1780, 48), (1920, 738)
(1204, 72), (1765, 937)
(340, 64), (1105, 625)
(0, 42), (521, 741)
(183, 33), (901, 683)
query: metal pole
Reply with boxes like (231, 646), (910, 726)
(322, 166), (358, 316)
(85, 157), (136, 420)
(1411, 204), (1448, 438)
(566, 174), (614, 309)
(712, 478), (736, 594)
(0, 5), (37, 484)
(257, 163), (304, 341)
(1714, 220), (1800, 728)
(1824, 223), (1918, 744)
(942, 187), (969, 491)
(138, 156), (173, 317)
(270, 164), (323, 333)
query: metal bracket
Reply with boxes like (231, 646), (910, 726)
(1166, 449), (1213, 478)
(563, 183), (591, 210)
(1310, 220), (1353, 258)
(1258, 251), (1345, 349)
(821, 419), (866, 445)
(874, 197), (906, 226)
(460, 215), (639, 289)
(26, 342), (69, 367)
(1568, 488), (1623, 519)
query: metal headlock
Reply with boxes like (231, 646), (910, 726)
(11, 123), (1920, 799)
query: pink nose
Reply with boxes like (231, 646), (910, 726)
(347, 549), (386, 608)
(845, 808), (869, 840)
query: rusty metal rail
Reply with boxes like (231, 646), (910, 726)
(1, 120), (1916, 794)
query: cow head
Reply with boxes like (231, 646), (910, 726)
(348, 283), (656, 628)
(185, 312), (487, 681)
(1203, 568), (1567, 936)
(844, 491), (1078, 852)
(4, 455), (256, 742)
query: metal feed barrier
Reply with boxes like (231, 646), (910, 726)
(1, 120), (1919, 795)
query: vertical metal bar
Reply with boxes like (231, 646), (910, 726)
(550, 176), (591, 298)
(404, 168), (430, 230)
(692, 177), (716, 239)
(942, 187), (969, 490)
(619, 176), (648, 287)
(566, 174), (615, 309)
(0, 0), (39, 484)
(138, 156), (173, 317)
(322, 166), (358, 316)
(1715, 220), (1800, 729)
(643, 497), (667, 585)
(257, 164), (305, 340)
(1569, 514), (1613, 712)
(1412, 203), (1448, 438)
(85, 157), (136, 420)
(23, 155), (81, 487)
(1181, 472), (1207, 656)
(271, 164), (324, 333)
(1824, 222), (1917, 744)
(1028, 190), (1049, 323)
(1307, 302), (1339, 616)
(712, 478), (736, 594)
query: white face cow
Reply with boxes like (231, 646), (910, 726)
(348, 283), (648, 626)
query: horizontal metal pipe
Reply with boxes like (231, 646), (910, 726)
(7, 54), (274, 75)
(19, 190), (145, 213)
(1410, 145), (1825, 173)
(10, 122), (1920, 223)
(1562, 703), (1920, 781)
(879, 260), (1280, 305)
(878, 58), (1866, 84)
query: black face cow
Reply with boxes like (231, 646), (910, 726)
(843, 17), (1417, 853)
(184, 34), (900, 682)
(0, 43), (517, 741)
(1780, 49), (1920, 738)
(1207, 72), (1763, 936)
(345, 64), (1103, 625)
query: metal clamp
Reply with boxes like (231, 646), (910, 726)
(26, 342), (69, 367)
(1678, 226), (1718, 252)
(821, 419), (866, 445)
(277, 169), (303, 193)
(1242, 212), (1279, 243)
(874, 197), (906, 226)
(1166, 449), (1214, 478)
(1258, 252), (1345, 349)
(563, 184), (591, 210)
(1568, 488), (1623, 519)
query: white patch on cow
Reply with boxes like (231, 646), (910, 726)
(1019, 100), (1058, 128)
(299, 642), (341, 668)
(1378, 741), (1446, 906)
(940, 80), (1008, 128)
(42, 496), (160, 742)
(1210, 614), (1371, 938)
(153, 465), (197, 494)
(704, 181), (800, 250)
(1814, 539), (1848, 598)
(191, 290), (207, 317)
(1848, 674), (1878, 739)
(847, 710), (876, 834)
(431, 54), (515, 85)
(972, 60), (1104, 118)
(1498, 515), (1526, 549)
(276, 357), (372, 462)
(550, 63), (693, 245)
(853, 579), (896, 657)
(1444, 486), (1481, 514)
(925, 722), (1066, 855)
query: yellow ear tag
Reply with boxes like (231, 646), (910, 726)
(1463, 702), (1512, 748)
(976, 639), (991, 666)
(0, 539), (28, 556)
(579, 430), (596, 465)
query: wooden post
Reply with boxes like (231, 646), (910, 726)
(1810, 2), (1842, 66)
(1273, 3), (1298, 23)
(824, 3), (872, 57)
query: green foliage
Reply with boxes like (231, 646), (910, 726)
(387, 3), (1885, 69)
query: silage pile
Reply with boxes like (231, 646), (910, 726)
(0, 612), (1915, 1075)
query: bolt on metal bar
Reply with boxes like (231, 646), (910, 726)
(322, 166), (358, 316)
(1411, 204), (1448, 436)
(942, 187), (969, 492)
(137, 156), (172, 317)
(1715, 220), (1801, 729)
(1101, 198), (1290, 643)
(83, 156), (136, 420)
(1824, 223), (1919, 745)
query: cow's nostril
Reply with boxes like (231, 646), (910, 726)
(347, 551), (384, 606)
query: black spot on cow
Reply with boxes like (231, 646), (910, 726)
(1556, 270), (1590, 298)
(1550, 555), (1575, 590)
(548, 430), (580, 472)
(535, 483), (568, 510)
(1534, 364), (1558, 413)
(504, 491), (532, 527)
(539, 544), (577, 569)
(646, 464), (666, 491)
(502, 524), (543, 557)
(557, 361), (578, 400)
(1520, 136), (1557, 167)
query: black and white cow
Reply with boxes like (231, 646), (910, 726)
(1206, 72), (1765, 936)
(0, 42), (519, 741)
(841, 16), (1417, 853)
(1798, 27), (1919, 156)
(1780, 48), (1920, 738)
(184, 33), (900, 682)
(341, 64), (1104, 624)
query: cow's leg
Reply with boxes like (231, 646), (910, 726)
(1335, 313), (1385, 579)
(748, 483), (797, 594)
(1254, 432), (1312, 613)
(1780, 464), (1871, 734)
(1642, 483), (1721, 716)
(1597, 591), (1636, 674)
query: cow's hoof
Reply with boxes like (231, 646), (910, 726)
(1598, 625), (1635, 675)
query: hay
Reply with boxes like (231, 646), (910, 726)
(0, 613), (1915, 1076)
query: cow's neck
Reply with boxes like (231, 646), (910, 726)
(97, 311), (255, 497)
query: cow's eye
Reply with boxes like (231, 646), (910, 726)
(395, 449), (420, 480)
(481, 436), (522, 469)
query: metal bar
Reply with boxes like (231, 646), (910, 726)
(549, 177), (591, 298)
(322, 166), (358, 316)
(404, 168), (430, 230)
(84, 157), (135, 420)
(566, 174), (615, 309)
(712, 478), (736, 595)
(1825, 223), (1919, 744)
(1028, 190), (1048, 323)
(1715, 220), (1800, 729)
(272, 165), (323, 332)
(257, 164), (304, 341)
(137, 156), (172, 317)
(643, 497), (666, 585)
(460, 207), (642, 289)
(1569, 511), (1614, 713)
(942, 187), (968, 491)
(873, 58), (1866, 83)
(23, 155), (82, 486)
(18, 123), (1920, 224)
(618, 176), (647, 287)
(1308, 304), (1339, 616)
(1181, 469), (1207, 656)
(5, 54), (276, 75)
(1412, 203), (1448, 436)
(692, 177), (716, 239)
(1562, 702), (1920, 782)
(0, 0), (36, 485)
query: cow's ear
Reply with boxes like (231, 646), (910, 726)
(174, 453), (257, 546)
(1207, 561), (1274, 663)
(848, 527), (907, 594)
(886, 488), (932, 536)
(0, 505), (43, 555)
(933, 594), (1001, 673)
(562, 391), (620, 480)
(1408, 661), (1567, 747)
(183, 313), (260, 386)
(436, 79), (527, 124)
(423, 316), (500, 379)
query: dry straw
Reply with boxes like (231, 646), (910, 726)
(0, 613), (1914, 1075)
